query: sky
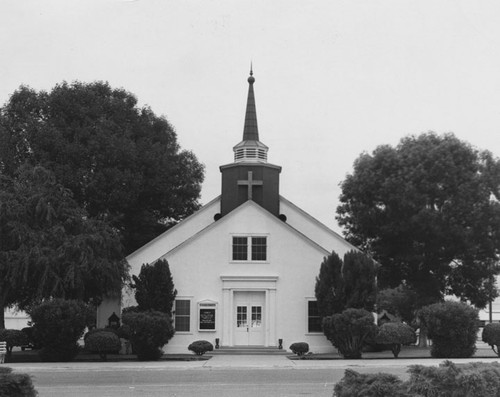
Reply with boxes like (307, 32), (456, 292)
(1, 0), (499, 234)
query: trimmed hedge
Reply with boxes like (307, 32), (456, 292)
(482, 323), (500, 357)
(85, 330), (122, 361)
(323, 308), (378, 359)
(122, 310), (175, 361)
(0, 367), (37, 397)
(334, 369), (404, 397)
(334, 361), (500, 397)
(0, 329), (29, 357)
(289, 342), (309, 357)
(29, 299), (91, 362)
(375, 322), (416, 358)
(418, 301), (478, 358)
(188, 340), (213, 356)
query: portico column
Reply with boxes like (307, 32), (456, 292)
(222, 288), (231, 346)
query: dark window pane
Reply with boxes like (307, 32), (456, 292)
(251, 237), (267, 261)
(232, 237), (248, 260)
(175, 300), (190, 332)
(308, 301), (322, 333)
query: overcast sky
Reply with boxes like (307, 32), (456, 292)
(1, 0), (499, 233)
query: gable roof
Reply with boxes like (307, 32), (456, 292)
(279, 195), (360, 253)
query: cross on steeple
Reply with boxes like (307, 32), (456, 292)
(237, 171), (263, 200)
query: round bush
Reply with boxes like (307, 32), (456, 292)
(289, 342), (309, 357)
(188, 340), (213, 355)
(84, 327), (119, 342)
(482, 323), (500, 357)
(85, 330), (122, 361)
(419, 301), (479, 358)
(0, 329), (29, 356)
(375, 322), (416, 358)
(122, 310), (174, 361)
(29, 299), (91, 362)
(323, 308), (378, 359)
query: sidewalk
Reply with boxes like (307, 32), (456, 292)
(5, 349), (500, 372)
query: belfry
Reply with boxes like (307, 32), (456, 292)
(220, 69), (281, 217)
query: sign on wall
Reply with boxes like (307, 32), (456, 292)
(198, 301), (217, 331)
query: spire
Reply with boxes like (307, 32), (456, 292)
(233, 67), (268, 163)
(242, 66), (259, 141)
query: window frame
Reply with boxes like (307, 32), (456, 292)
(231, 235), (269, 263)
(174, 298), (192, 333)
(306, 299), (323, 334)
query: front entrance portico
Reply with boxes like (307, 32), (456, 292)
(220, 276), (278, 347)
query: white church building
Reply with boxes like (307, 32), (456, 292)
(97, 71), (360, 353)
(5, 71), (500, 351)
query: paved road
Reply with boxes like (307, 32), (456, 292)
(17, 366), (412, 397)
(8, 355), (500, 397)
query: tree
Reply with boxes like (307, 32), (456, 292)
(132, 259), (177, 314)
(315, 250), (377, 319)
(337, 133), (500, 308)
(0, 166), (128, 328)
(0, 81), (204, 254)
(377, 285), (418, 325)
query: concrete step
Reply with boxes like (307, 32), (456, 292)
(211, 346), (289, 355)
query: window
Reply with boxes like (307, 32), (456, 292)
(232, 237), (248, 260)
(251, 237), (267, 260)
(175, 299), (190, 332)
(307, 300), (322, 333)
(232, 236), (267, 261)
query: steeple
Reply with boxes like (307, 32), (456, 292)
(220, 69), (281, 217)
(242, 66), (259, 141)
(233, 68), (269, 163)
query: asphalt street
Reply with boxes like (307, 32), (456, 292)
(7, 354), (500, 397)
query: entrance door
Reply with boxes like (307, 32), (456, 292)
(233, 291), (265, 346)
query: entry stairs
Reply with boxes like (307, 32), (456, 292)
(211, 346), (289, 355)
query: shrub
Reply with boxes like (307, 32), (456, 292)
(375, 322), (416, 358)
(122, 310), (174, 361)
(418, 301), (479, 358)
(84, 327), (118, 342)
(289, 342), (309, 357)
(323, 308), (378, 359)
(85, 330), (122, 361)
(333, 369), (405, 397)
(29, 299), (91, 362)
(334, 362), (500, 397)
(21, 327), (42, 350)
(482, 323), (500, 357)
(406, 361), (500, 397)
(0, 329), (29, 357)
(188, 340), (214, 356)
(0, 367), (38, 397)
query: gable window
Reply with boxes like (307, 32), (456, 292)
(232, 236), (267, 261)
(174, 299), (191, 332)
(307, 300), (322, 333)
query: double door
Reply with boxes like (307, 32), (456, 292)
(233, 291), (265, 346)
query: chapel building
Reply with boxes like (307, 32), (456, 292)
(97, 71), (363, 353)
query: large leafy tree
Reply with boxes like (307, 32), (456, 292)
(0, 166), (128, 328)
(0, 81), (204, 254)
(337, 132), (500, 308)
(315, 250), (377, 319)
